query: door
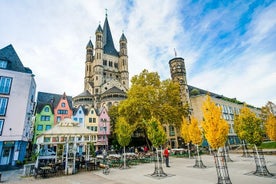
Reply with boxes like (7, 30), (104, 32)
(1, 147), (11, 165)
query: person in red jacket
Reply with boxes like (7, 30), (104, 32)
(163, 147), (170, 167)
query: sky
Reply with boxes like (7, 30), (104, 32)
(0, 0), (275, 108)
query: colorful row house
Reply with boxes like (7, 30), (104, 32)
(33, 92), (73, 146)
(34, 91), (110, 152)
(72, 105), (110, 151)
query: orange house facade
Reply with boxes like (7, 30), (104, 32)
(54, 93), (73, 125)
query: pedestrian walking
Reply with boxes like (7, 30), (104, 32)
(163, 147), (170, 167)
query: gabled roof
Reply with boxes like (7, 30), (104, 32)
(103, 16), (119, 56)
(36, 92), (73, 114)
(102, 86), (126, 95)
(0, 44), (33, 74)
(75, 90), (93, 98)
(72, 105), (89, 116)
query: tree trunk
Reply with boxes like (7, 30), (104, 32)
(123, 146), (126, 169)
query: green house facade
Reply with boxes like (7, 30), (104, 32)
(33, 105), (54, 144)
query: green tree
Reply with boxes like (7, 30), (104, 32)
(146, 117), (167, 176)
(234, 105), (263, 146)
(234, 105), (273, 176)
(146, 117), (167, 148)
(118, 69), (189, 145)
(115, 116), (134, 169)
(201, 95), (229, 150)
(108, 105), (120, 148)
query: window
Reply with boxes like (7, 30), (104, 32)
(61, 102), (66, 107)
(0, 97), (8, 116)
(114, 63), (118, 68)
(40, 116), (50, 121)
(103, 60), (107, 65)
(57, 110), (68, 114)
(229, 106), (234, 114)
(0, 119), (4, 135)
(37, 125), (43, 131)
(79, 118), (83, 123)
(45, 125), (51, 130)
(0, 60), (8, 69)
(57, 116), (61, 122)
(93, 118), (96, 123)
(44, 107), (49, 112)
(89, 118), (92, 123)
(0, 76), (12, 94)
(169, 125), (175, 136)
(78, 110), (82, 114)
(90, 110), (94, 114)
(222, 105), (228, 113)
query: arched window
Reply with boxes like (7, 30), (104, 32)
(44, 107), (49, 112)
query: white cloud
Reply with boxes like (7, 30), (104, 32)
(0, 0), (275, 107)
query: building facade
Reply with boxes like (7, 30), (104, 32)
(266, 101), (276, 116)
(33, 92), (73, 145)
(72, 105), (86, 128)
(73, 14), (129, 109)
(0, 45), (36, 165)
(188, 85), (261, 145)
(168, 56), (262, 148)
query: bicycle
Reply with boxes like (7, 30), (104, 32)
(99, 159), (110, 175)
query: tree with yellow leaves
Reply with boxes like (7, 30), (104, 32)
(201, 95), (231, 183)
(180, 116), (192, 158)
(201, 95), (229, 150)
(189, 116), (205, 168)
(265, 112), (276, 141)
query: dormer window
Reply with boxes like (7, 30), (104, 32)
(0, 60), (8, 69)
(44, 107), (49, 112)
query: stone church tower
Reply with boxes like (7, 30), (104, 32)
(169, 57), (190, 107)
(73, 14), (129, 109)
(168, 57), (191, 148)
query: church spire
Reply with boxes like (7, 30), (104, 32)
(103, 13), (118, 56)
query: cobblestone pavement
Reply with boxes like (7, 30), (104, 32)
(1, 154), (276, 184)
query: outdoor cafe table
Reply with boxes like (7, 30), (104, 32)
(171, 148), (185, 155)
(39, 166), (52, 178)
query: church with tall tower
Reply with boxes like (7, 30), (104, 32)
(73, 13), (129, 109)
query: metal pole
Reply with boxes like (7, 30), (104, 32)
(104, 119), (107, 150)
